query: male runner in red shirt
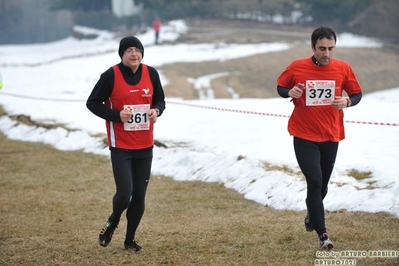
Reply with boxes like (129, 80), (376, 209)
(277, 26), (362, 250)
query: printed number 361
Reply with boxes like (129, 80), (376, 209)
(128, 113), (148, 124)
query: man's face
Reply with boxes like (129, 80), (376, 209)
(122, 47), (143, 72)
(311, 38), (335, 66)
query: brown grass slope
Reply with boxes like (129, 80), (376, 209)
(160, 19), (399, 99)
(0, 133), (398, 266)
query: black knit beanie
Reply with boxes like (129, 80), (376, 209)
(118, 36), (144, 58)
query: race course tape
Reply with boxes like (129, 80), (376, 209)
(167, 100), (399, 127)
(0, 91), (397, 127)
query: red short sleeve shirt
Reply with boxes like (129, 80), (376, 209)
(277, 57), (362, 142)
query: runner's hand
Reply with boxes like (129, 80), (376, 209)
(120, 109), (132, 122)
(289, 86), (304, 98)
(331, 96), (347, 110)
(149, 109), (158, 123)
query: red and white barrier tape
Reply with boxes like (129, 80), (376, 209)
(167, 100), (399, 127)
(0, 92), (397, 127)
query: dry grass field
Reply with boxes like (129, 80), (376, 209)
(1, 19), (399, 266)
(0, 133), (398, 266)
(0, 135), (399, 266)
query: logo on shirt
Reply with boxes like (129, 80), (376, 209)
(142, 88), (151, 97)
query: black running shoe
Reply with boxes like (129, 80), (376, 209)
(124, 240), (143, 252)
(304, 213), (314, 232)
(319, 233), (334, 250)
(99, 219), (118, 247)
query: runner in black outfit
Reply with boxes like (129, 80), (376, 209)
(87, 36), (165, 252)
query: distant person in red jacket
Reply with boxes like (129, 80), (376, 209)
(152, 18), (162, 45)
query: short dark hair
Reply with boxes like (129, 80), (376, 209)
(311, 26), (337, 48)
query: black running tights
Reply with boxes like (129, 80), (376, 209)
(109, 148), (153, 242)
(293, 137), (338, 236)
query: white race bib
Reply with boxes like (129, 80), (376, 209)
(305, 80), (335, 106)
(123, 104), (150, 131)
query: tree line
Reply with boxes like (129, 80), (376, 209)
(51, 0), (398, 45)
(50, 0), (372, 27)
(1, 0), (397, 45)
